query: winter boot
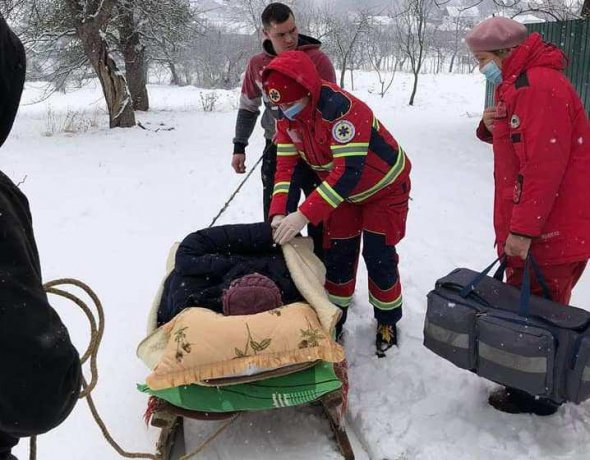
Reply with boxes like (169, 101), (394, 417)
(376, 323), (397, 357)
(488, 387), (560, 416)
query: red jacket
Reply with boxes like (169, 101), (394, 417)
(477, 33), (590, 265)
(264, 51), (411, 225)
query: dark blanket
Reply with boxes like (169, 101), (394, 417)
(0, 14), (81, 456)
(157, 223), (304, 325)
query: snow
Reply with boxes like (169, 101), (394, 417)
(5, 71), (590, 460)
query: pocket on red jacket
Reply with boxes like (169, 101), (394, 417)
(380, 179), (411, 246)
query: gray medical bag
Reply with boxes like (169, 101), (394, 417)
(424, 258), (590, 403)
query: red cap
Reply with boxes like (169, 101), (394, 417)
(262, 70), (309, 105)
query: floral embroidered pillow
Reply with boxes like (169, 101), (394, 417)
(140, 302), (345, 390)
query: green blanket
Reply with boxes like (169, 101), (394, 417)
(138, 362), (341, 413)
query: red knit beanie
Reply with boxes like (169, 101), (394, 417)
(222, 273), (283, 316)
(465, 17), (528, 52)
(263, 70), (309, 105)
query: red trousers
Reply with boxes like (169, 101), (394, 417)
(506, 260), (588, 305)
(323, 178), (410, 325)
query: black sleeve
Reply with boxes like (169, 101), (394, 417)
(232, 108), (260, 153)
(0, 172), (81, 438)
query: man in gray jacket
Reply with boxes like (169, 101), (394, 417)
(231, 3), (335, 257)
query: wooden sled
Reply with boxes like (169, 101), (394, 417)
(151, 390), (354, 460)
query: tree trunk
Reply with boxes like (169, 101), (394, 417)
(66, 0), (135, 128)
(82, 32), (136, 127)
(409, 71), (419, 106)
(350, 67), (354, 91)
(169, 61), (180, 85)
(339, 60), (347, 89)
(120, 7), (149, 111)
(448, 53), (456, 73)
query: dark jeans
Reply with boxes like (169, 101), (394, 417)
(261, 140), (324, 260)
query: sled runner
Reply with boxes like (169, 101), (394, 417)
(149, 389), (354, 460)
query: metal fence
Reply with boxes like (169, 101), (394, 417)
(485, 18), (590, 115)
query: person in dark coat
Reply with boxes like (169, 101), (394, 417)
(0, 14), (81, 460)
(158, 223), (304, 325)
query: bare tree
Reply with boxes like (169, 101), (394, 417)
(444, 5), (477, 73)
(116, 0), (200, 107)
(365, 21), (397, 97)
(393, 0), (435, 105)
(0, 0), (28, 21)
(117, 0), (149, 111)
(64, 0), (135, 127)
(322, 9), (372, 89)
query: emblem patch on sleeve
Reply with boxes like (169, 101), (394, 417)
(332, 120), (355, 143)
(510, 114), (521, 129)
(268, 88), (281, 103)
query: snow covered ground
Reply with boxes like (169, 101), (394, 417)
(5, 71), (590, 460)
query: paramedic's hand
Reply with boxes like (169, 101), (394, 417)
(482, 106), (497, 133)
(232, 153), (246, 174)
(273, 211), (309, 245)
(271, 214), (285, 229)
(504, 233), (532, 260)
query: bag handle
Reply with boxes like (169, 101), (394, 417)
(460, 254), (552, 317)
(459, 257), (502, 298)
(518, 255), (552, 316)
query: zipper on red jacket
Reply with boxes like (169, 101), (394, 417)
(294, 117), (321, 167)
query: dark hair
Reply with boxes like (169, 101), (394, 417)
(261, 3), (294, 28)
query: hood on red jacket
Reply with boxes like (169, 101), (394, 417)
(502, 32), (565, 83)
(262, 50), (323, 108)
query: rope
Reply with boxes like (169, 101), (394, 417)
(178, 414), (241, 460)
(29, 279), (158, 460)
(26, 158), (262, 459)
(208, 154), (263, 228)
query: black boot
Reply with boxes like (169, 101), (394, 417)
(376, 323), (397, 358)
(488, 387), (560, 416)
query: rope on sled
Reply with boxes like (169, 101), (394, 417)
(28, 279), (158, 460)
(178, 414), (241, 460)
(208, 154), (263, 228)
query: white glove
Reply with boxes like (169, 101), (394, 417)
(273, 211), (309, 245)
(270, 214), (285, 229)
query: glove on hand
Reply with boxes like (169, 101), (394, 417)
(273, 211), (309, 245)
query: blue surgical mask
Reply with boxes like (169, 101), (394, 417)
(481, 60), (503, 86)
(281, 101), (307, 120)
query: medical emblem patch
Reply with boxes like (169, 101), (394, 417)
(332, 120), (355, 143)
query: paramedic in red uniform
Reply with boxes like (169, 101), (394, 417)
(262, 50), (412, 357)
(467, 16), (590, 415)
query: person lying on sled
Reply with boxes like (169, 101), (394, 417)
(261, 50), (412, 357)
(0, 14), (81, 460)
(467, 17), (590, 415)
(157, 222), (305, 325)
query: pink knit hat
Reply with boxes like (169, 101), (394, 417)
(465, 17), (528, 52)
